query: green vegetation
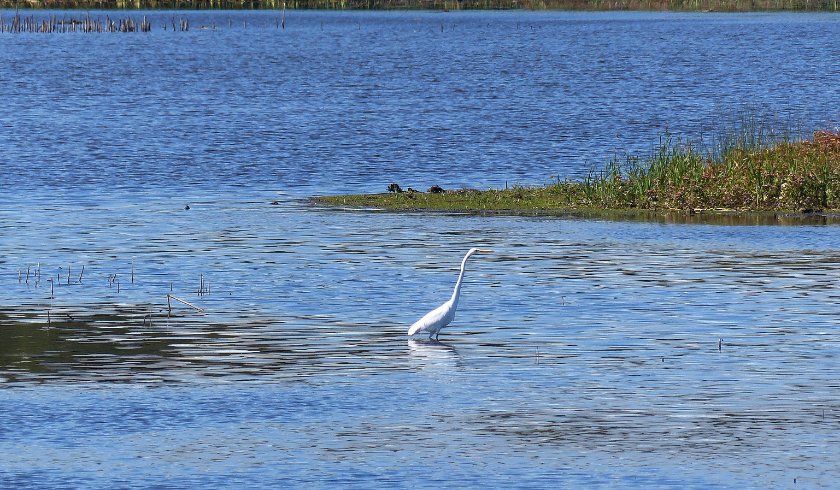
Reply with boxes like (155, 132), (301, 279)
(2, 0), (839, 10)
(312, 129), (840, 218)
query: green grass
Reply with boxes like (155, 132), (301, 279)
(312, 129), (840, 217)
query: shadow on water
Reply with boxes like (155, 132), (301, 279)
(0, 306), (416, 384)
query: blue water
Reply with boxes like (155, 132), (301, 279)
(1, 10), (839, 488)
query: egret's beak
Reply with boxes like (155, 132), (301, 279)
(477, 249), (494, 253)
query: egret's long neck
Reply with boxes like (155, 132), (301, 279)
(449, 254), (471, 305)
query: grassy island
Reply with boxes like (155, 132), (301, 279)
(312, 130), (840, 220)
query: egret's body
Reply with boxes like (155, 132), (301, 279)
(407, 248), (492, 339)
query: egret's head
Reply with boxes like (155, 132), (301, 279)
(468, 247), (494, 256)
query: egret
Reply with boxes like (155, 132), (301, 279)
(407, 248), (493, 340)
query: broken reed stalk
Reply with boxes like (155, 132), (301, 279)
(79, 265), (84, 283)
(198, 273), (209, 295)
(167, 294), (204, 312)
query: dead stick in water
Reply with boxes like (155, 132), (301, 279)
(167, 294), (204, 312)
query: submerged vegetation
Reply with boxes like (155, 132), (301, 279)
(2, 0), (840, 10)
(313, 129), (840, 218)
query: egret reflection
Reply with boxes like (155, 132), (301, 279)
(407, 338), (460, 371)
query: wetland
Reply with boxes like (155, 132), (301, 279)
(1, 10), (839, 488)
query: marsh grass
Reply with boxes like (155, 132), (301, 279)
(313, 128), (840, 216)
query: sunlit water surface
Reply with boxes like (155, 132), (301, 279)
(1, 10), (839, 488)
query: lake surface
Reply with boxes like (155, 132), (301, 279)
(1, 9), (839, 488)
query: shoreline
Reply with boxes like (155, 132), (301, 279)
(309, 195), (840, 225)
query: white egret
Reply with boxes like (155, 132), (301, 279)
(407, 248), (493, 340)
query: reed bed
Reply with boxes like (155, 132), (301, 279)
(0, 12), (187, 32)
(1, 0), (839, 9)
(313, 128), (840, 216)
(577, 129), (840, 212)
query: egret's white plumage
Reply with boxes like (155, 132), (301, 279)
(407, 248), (492, 339)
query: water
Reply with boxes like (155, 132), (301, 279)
(1, 10), (839, 488)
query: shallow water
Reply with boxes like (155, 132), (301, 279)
(1, 10), (839, 488)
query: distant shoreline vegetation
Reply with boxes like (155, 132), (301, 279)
(312, 129), (840, 220)
(2, 0), (840, 11)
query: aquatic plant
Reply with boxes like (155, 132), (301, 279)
(0, 12), (184, 32)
